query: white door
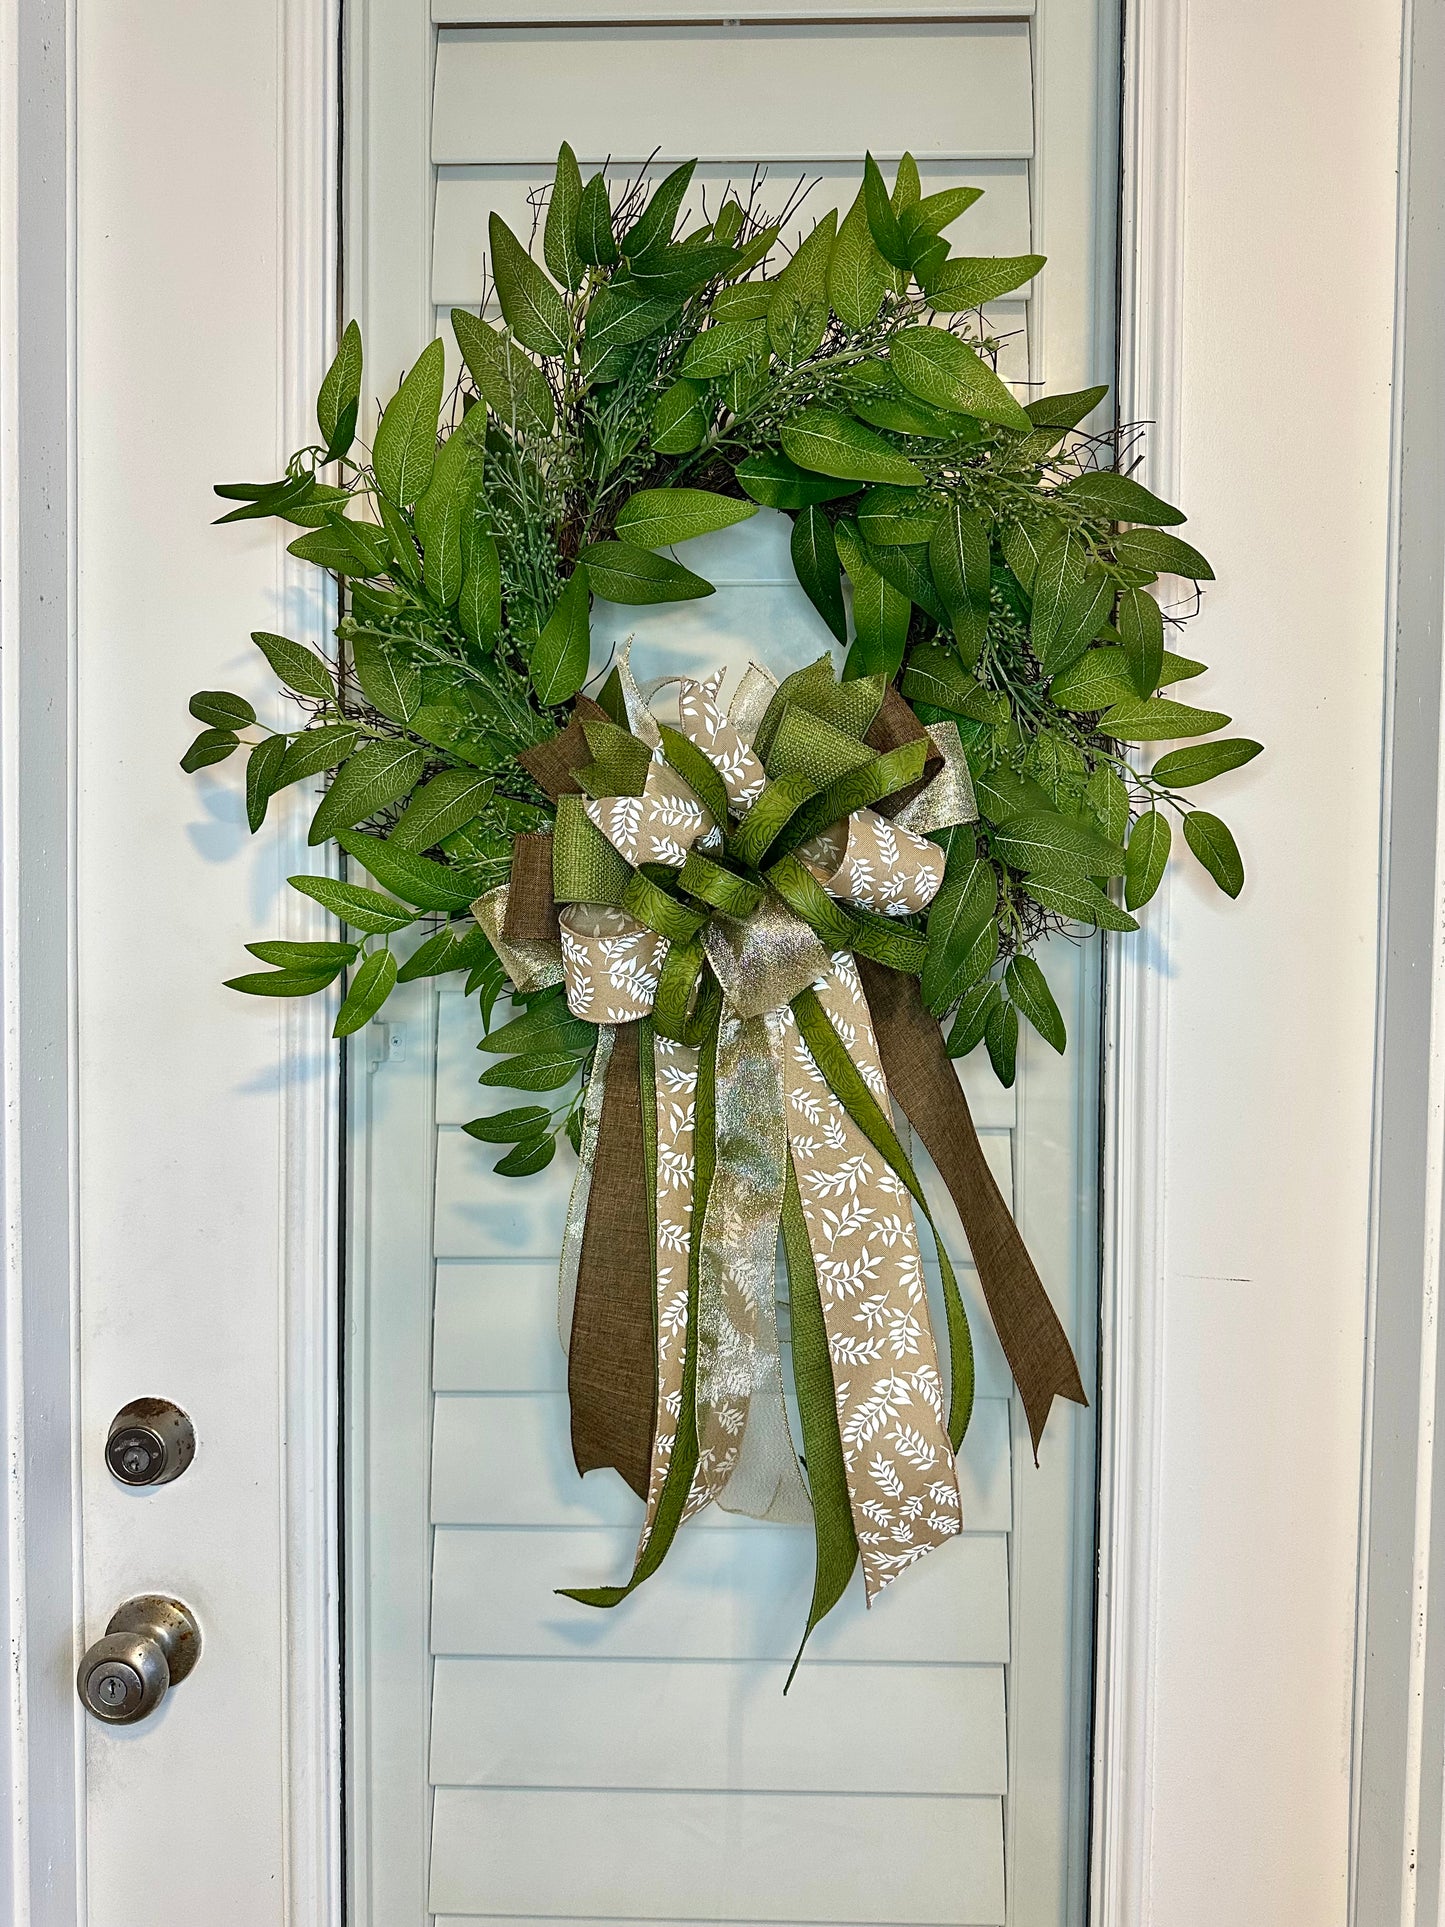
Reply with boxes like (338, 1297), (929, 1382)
(11, 2), (1403, 1924)
(345, 9), (1114, 1925)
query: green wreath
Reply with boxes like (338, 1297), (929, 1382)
(182, 146), (1262, 1647)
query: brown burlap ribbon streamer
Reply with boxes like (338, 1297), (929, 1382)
(856, 956), (1087, 1458)
(503, 831), (560, 944)
(517, 693), (610, 800)
(567, 1019), (657, 1499)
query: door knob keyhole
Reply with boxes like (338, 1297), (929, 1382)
(77, 1595), (201, 1725)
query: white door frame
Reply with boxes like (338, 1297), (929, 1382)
(0, 0), (1424, 1921)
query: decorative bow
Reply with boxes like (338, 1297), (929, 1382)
(473, 651), (1085, 1656)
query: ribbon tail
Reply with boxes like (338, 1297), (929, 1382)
(566, 1019), (657, 1501)
(855, 956), (1088, 1461)
(780, 1161), (859, 1689)
(561, 999), (720, 1608)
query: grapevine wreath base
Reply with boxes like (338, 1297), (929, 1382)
(184, 144), (1257, 1668)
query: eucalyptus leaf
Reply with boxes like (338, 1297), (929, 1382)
(829, 189), (888, 332)
(985, 997), (1019, 1087)
(336, 829), (476, 912)
(245, 732), (288, 833)
(225, 966), (343, 998)
(576, 171), (619, 267)
(180, 728), (239, 772)
(1124, 809), (1171, 908)
(1151, 738), (1263, 786)
(1059, 471), (1186, 526)
(530, 569), (592, 704)
(489, 213), (569, 357)
(390, 768), (494, 852)
(190, 689), (256, 730)
(652, 378), (709, 453)
(276, 725), (360, 787)
(790, 505), (847, 644)
(252, 630), (337, 703)
(890, 326), (1031, 431)
(1005, 955), (1065, 1052)
(1102, 698), (1229, 741)
(247, 939), (357, 968)
(351, 631), (422, 724)
(735, 452), (861, 510)
(1116, 585), (1165, 697)
(308, 740), (424, 846)
(544, 141), (585, 290)
(463, 1106), (551, 1143)
(494, 1133), (558, 1177)
(947, 979), (1002, 1056)
(578, 540), (713, 605)
(1183, 810), (1244, 897)
(780, 409), (924, 486)
(1112, 526), (1215, 580)
(333, 947), (398, 1038)
(615, 488), (758, 548)
(991, 809), (1125, 878)
(372, 340), (444, 506)
(317, 320), (363, 459)
(289, 874), (417, 934)
(926, 254), (1046, 309)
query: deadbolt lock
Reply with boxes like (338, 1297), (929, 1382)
(106, 1398), (195, 1486)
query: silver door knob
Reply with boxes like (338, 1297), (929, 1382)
(77, 1595), (201, 1725)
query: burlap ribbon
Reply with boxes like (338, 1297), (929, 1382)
(480, 651), (1086, 1636)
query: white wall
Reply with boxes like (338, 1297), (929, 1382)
(1142, 2), (1400, 1919)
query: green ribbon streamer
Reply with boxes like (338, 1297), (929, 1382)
(779, 738), (930, 855)
(781, 1160), (860, 1688)
(766, 704), (877, 787)
(652, 941), (720, 1046)
(676, 848), (765, 919)
(552, 794), (634, 905)
(561, 998), (721, 1609)
(658, 722), (730, 830)
(752, 658), (887, 764)
(791, 986), (976, 1449)
(766, 854), (929, 974)
(729, 771), (824, 869)
(620, 870), (710, 944)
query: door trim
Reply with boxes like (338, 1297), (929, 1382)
(0, 1), (344, 1920)
(1091, 3), (1188, 1920)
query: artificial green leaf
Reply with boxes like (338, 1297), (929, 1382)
(862, 152), (910, 268)
(180, 728), (239, 772)
(334, 947), (398, 1037)
(247, 939), (357, 968)
(926, 254), (1045, 308)
(578, 540), (713, 604)
(335, 829), (475, 912)
(891, 326), (1031, 430)
(1059, 471), (1186, 526)
(276, 724), (360, 787)
(462, 1105), (552, 1143)
(414, 429), (481, 607)
(376, 497), (421, 584)
(630, 241), (737, 301)
(991, 809), (1126, 877)
(1124, 809), (1171, 908)
(1160, 651), (1208, 684)
(351, 631), (422, 724)
(618, 159), (695, 261)
(458, 527), (502, 652)
(390, 769), (495, 855)
(1000, 520), (1052, 591)
(489, 213), (569, 356)
(1183, 810), (1244, 897)
(735, 452), (861, 509)
(245, 733), (288, 833)
(864, 539), (945, 624)
(372, 339), (444, 506)
(651, 378), (709, 453)
(907, 184), (984, 235)
(929, 499), (993, 665)
(834, 521), (910, 678)
(576, 171), (619, 267)
(480, 996), (592, 1055)
(1026, 385), (1109, 430)
(947, 979), (1002, 1055)
(851, 388), (965, 439)
(974, 764), (1054, 824)
(545, 141), (585, 290)
(317, 319), (363, 459)
(985, 997), (1019, 1086)
(1117, 585), (1165, 696)
(1112, 526), (1214, 580)
(288, 873), (417, 934)
(922, 841), (997, 1013)
(530, 569), (592, 704)
(856, 484), (939, 547)
(276, 482), (356, 529)
(308, 740), (425, 846)
(901, 645), (1007, 723)
(1151, 738), (1263, 786)
(780, 409), (924, 485)
(1030, 534), (1113, 674)
(1026, 872), (1139, 931)
(213, 472), (318, 525)
(452, 308), (556, 435)
(225, 966), (343, 997)
(252, 630), (337, 703)
(396, 922), (491, 982)
(1005, 954), (1065, 1051)
(616, 487), (758, 548)
(583, 281), (676, 359)
(287, 516), (391, 577)
(493, 1133), (558, 1176)
(1048, 646), (1134, 711)
(1102, 698), (1229, 741)
(681, 313), (769, 378)
(190, 690), (256, 730)
(790, 505), (847, 644)
(1086, 765), (1131, 845)
(829, 189), (888, 331)
(477, 1051), (586, 1091)
(768, 210), (837, 361)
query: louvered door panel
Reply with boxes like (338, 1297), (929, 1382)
(347, 6), (1112, 1923)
